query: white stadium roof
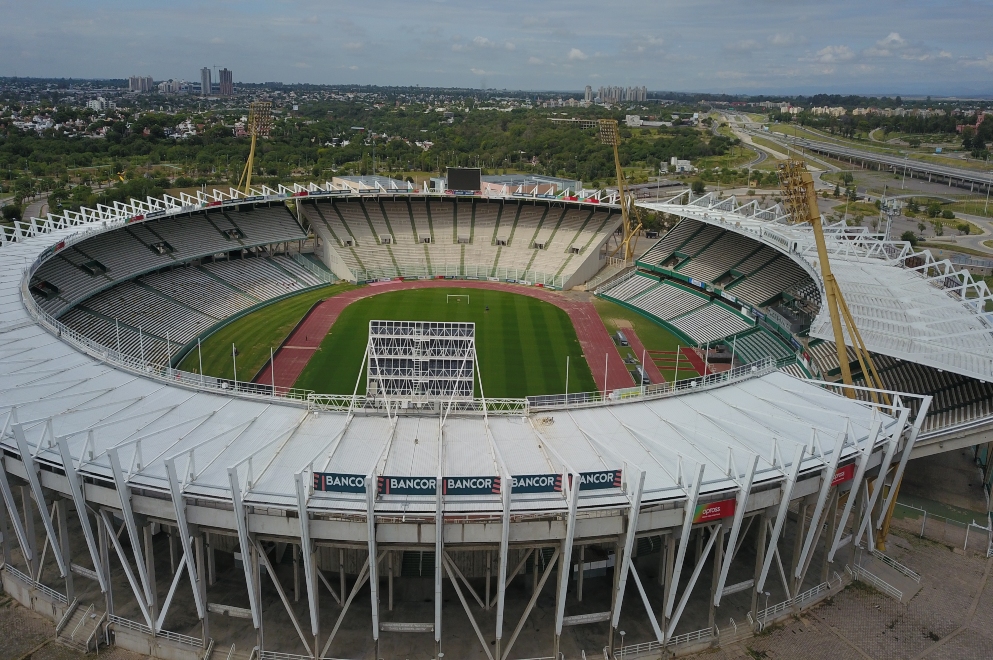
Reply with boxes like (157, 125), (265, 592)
(0, 189), (914, 519)
(639, 192), (993, 383)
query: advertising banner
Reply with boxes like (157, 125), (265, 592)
(443, 476), (501, 495)
(313, 472), (366, 493)
(831, 463), (856, 487)
(693, 497), (737, 524)
(510, 474), (562, 494)
(572, 470), (623, 491)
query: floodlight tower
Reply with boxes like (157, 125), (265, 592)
(598, 119), (642, 262)
(238, 101), (273, 194)
(777, 159), (888, 404)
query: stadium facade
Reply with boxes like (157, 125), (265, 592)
(0, 182), (988, 659)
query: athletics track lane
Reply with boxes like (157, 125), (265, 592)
(255, 280), (632, 393)
(624, 329), (666, 384)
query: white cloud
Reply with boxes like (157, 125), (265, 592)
(473, 36), (493, 47)
(568, 48), (587, 60)
(960, 54), (993, 69)
(504, 42), (515, 51)
(343, 42), (363, 51)
(470, 67), (488, 75)
(878, 32), (906, 48)
(769, 32), (799, 46)
(810, 45), (854, 63)
(210, 37), (224, 44)
(528, 56), (543, 64)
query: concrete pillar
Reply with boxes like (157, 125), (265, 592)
(485, 550), (491, 611)
(607, 536), (624, 653)
(293, 543), (300, 603)
(144, 524), (158, 622)
(194, 534), (209, 640)
(790, 499), (809, 581)
(0, 497), (13, 566)
(388, 550), (394, 612)
(578, 545), (585, 602)
(20, 486), (38, 576)
(98, 512), (114, 615)
(663, 532), (676, 635)
(57, 500), (74, 601)
(207, 533), (216, 586)
(708, 526), (725, 631)
(168, 528), (176, 575)
(251, 543), (263, 650)
(751, 510), (770, 620)
(339, 548), (345, 600)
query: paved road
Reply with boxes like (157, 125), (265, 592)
(23, 196), (48, 219)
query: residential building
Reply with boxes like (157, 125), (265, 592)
(128, 76), (154, 93)
(201, 67), (211, 97)
(219, 68), (233, 96)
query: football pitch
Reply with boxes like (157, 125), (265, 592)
(294, 287), (596, 398)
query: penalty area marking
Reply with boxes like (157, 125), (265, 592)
(447, 294), (469, 304)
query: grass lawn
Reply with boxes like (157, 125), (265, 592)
(919, 242), (993, 258)
(294, 287), (596, 398)
(178, 283), (357, 381)
(593, 298), (701, 381)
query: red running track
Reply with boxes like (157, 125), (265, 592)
(624, 328), (666, 384)
(255, 280), (633, 394)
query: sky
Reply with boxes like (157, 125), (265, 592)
(2, 0), (992, 96)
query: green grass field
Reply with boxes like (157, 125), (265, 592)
(294, 287), (596, 398)
(594, 298), (701, 382)
(177, 283), (357, 380)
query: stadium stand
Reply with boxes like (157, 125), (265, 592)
(669, 303), (753, 344)
(305, 198), (619, 284)
(727, 328), (794, 363)
(30, 204), (308, 317)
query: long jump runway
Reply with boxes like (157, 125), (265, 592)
(255, 280), (633, 394)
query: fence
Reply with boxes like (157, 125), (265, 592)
(290, 252), (336, 284)
(351, 263), (565, 289)
(3, 565), (68, 604)
(892, 501), (993, 553)
(107, 614), (204, 648)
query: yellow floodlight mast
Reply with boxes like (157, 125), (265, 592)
(238, 101), (273, 195)
(777, 158), (889, 405)
(598, 119), (642, 262)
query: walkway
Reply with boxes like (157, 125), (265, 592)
(255, 280), (632, 394)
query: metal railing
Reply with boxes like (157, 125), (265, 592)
(350, 263), (565, 289)
(290, 253), (336, 284)
(55, 598), (79, 636)
(71, 604), (95, 643)
(870, 550), (921, 583)
(108, 614), (152, 635)
(850, 564), (903, 601)
(3, 565), (68, 604)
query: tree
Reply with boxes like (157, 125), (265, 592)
(1, 204), (21, 222)
(926, 201), (942, 218)
(833, 184), (840, 198)
(691, 179), (706, 194)
(917, 221), (927, 235)
(957, 222), (970, 234)
(901, 230), (918, 246)
(941, 209), (955, 220)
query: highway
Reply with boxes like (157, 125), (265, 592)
(758, 132), (992, 192)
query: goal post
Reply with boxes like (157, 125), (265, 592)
(446, 294), (469, 304)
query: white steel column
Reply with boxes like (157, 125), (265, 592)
(610, 470), (646, 645)
(164, 459), (206, 624)
(714, 454), (758, 607)
(756, 445), (806, 594)
(12, 424), (67, 579)
(106, 448), (155, 610)
(294, 471), (321, 654)
(366, 473), (380, 655)
(552, 471), (580, 657)
(227, 466), (261, 630)
(665, 463), (705, 618)
(794, 430), (847, 583)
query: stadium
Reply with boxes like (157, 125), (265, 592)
(1, 176), (991, 660)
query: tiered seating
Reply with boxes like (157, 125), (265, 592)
(631, 281), (708, 321)
(381, 201), (417, 243)
(334, 201), (376, 245)
(141, 265), (258, 317)
(600, 273), (658, 301)
(727, 256), (808, 306)
(82, 280), (215, 344)
(728, 329), (793, 363)
(202, 258), (311, 300)
(31, 205), (308, 317)
(669, 303), (753, 344)
(676, 232), (760, 282)
(675, 224), (722, 258)
(807, 340), (858, 376)
(731, 245), (779, 275)
(59, 253), (330, 366)
(59, 307), (172, 366)
(637, 219), (704, 265)
(363, 201), (394, 242)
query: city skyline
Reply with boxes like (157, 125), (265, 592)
(0, 1), (992, 96)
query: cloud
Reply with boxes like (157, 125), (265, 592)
(769, 32), (801, 47)
(294, 62), (311, 68)
(343, 42), (364, 51)
(210, 37), (224, 44)
(810, 45), (854, 63)
(878, 32), (906, 48)
(470, 67), (488, 75)
(725, 39), (760, 52)
(528, 56), (543, 64)
(960, 54), (993, 69)
(567, 48), (587, 60)
(505, 42), (515, 51)
(473, 36), (493, 47)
